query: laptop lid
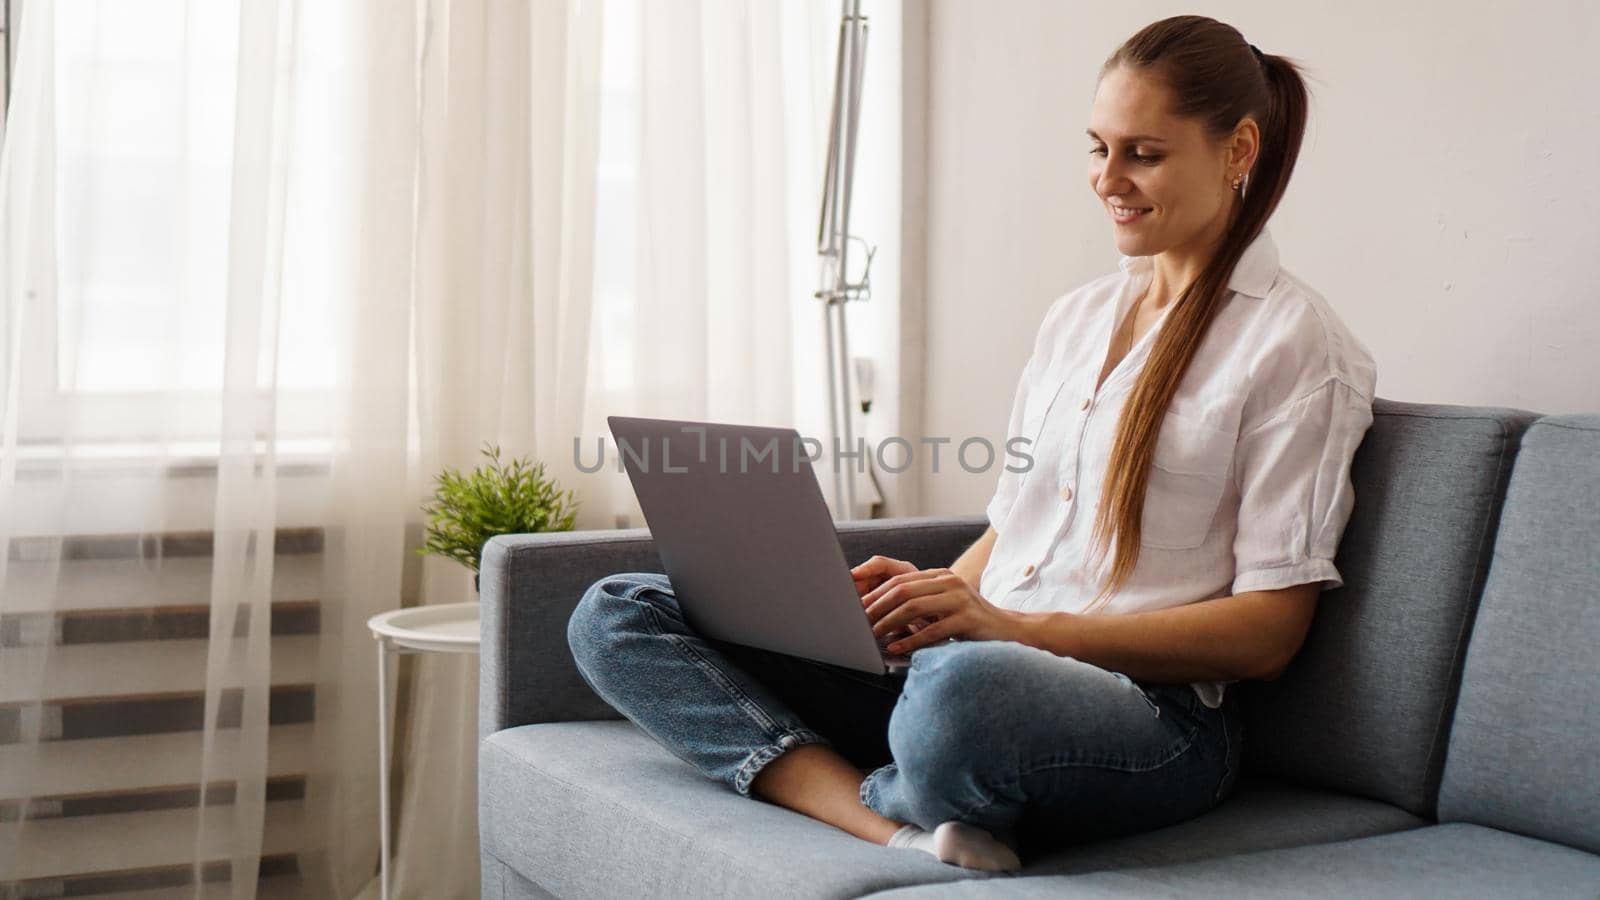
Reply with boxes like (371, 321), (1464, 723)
(606, 415), (892, 673)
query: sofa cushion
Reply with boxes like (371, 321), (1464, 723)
(1438, 414), (1600, 854)
(480, 721), (1422, 899)
(856, 823), (1600, 899)
(480, 722), (991, 900)
(483, 853), (559, 900)
(1238, 399), (1538, 817)
(1004, 775), (1422, 878)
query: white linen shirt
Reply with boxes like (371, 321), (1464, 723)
(979, 226), (1377, 708)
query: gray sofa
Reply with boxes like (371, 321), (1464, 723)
(477, 399), (1600, 898)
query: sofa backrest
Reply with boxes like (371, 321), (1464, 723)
(1239, 399), (1539, 818)
(1437, 414), (1600, 853)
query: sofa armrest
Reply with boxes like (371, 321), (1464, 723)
(478, 514), (989, 739)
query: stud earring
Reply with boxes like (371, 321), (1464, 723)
(1231, 174), (1243, 191)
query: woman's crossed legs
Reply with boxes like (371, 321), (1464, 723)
(566, 572), (1240, 863)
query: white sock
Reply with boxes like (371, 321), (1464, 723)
(885, 822), (1021, 872)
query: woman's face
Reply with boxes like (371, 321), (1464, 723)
(1086, 66), (1246, 260)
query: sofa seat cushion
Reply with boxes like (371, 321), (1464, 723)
(995, 773), (1424, 878)
(858, 823), (1600, 899)
(480, 721), (1423, 899)
(480, 721), (993, 900)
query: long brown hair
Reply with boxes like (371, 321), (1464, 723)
(1083, 16), (1309, 611)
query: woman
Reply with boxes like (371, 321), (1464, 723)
(567, 15), (1376, 873)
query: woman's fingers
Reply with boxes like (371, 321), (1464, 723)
(861, 568), (940, 611)
(868, 577), (959, 637)
(886, 614), (958, 654)
(852, 555), (917, 599)
(850, 556), (883, 579)
(851, 555), (916, 581)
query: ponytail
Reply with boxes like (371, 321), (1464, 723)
(1082, 17), (1310, 611)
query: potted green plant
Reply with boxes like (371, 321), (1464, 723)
(419, 443), (580, 590)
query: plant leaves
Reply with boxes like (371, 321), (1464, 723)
(417, 444), (581, 573)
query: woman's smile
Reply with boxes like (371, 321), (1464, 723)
(1110, 204), (1153, 224)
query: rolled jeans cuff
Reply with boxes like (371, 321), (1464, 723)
(733, 727), (832, 796)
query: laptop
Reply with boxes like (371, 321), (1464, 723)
(607, 415), (917, 675)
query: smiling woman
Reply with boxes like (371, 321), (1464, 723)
(967, 14), (1377, 665)
(971, 13), (1372, 734)
(1071, 17), (1323, 609)
(560, 12), (1379, 875)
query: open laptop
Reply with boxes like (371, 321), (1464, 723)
(607, 415), (917, 675)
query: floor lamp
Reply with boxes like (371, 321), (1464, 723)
(815, 0), (882, 521)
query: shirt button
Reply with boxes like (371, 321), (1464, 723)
(1022, 563), (1036, 577)
(1060, 484), (1073, 501)
(1080, 397), (1091, 410)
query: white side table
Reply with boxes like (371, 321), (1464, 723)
(367, 602), (480, 900)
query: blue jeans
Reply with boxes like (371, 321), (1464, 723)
(566, 572), (1242, 857)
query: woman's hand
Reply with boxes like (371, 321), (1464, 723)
(850, 555), (918, 599)
(861, 567), (1019, 654)
(852, 556), (940, 641)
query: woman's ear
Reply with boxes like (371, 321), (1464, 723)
(1227, 117), (1261, 177)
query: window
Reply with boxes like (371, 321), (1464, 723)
(8, 1), (357, 449)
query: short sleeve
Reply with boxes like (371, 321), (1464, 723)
(1231, 377), (1374, 595)
(984, 355), (1038, 533)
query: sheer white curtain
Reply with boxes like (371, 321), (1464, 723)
(389, 1), (603, 897)
(0, 0), (599, 896)
(587, 0), (882, 528)
(0, 0), (885, 896)
(0, 2), (409, 896)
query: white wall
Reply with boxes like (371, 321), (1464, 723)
(916, 0), (1600, 517)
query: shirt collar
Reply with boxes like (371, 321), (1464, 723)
(1116, 224), (1280, 300)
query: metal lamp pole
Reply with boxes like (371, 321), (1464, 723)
(815, 0), (877, 521)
